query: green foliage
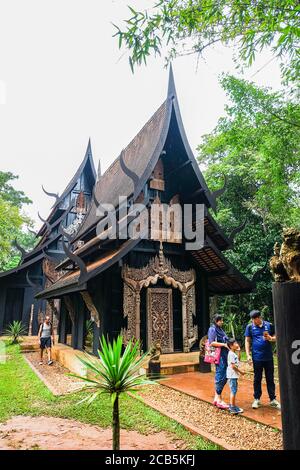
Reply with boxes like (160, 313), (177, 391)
(0, 171), (32, 208)
(0, 171), (36, 271)
(114, 0), (300, 89)
(73, 335), (153, 450)
(4, 321), (28, 344)
(199, 75), (300, 318)
(0, 196), (24, 269)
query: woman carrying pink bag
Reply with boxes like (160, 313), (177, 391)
(207, 314), (229, 410)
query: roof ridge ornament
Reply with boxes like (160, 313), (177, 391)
(26, 270), (41, 290)
(167, 63), (177, 100)
(42, 185), (60, 207)
(86, 137), (92, 156)
(28, 228), (38, 238)
(211, 174), (227, 208)
(120, 149), (140, 197)
(251, 250), (272, 285)
(97, 159), (102, 181)
(228, 218), (248, 245)
(59, 225), (88, 285)
(38, 212), (51, 235)
(13, 239), (27, 264)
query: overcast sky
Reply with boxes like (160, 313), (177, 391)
(0, 0), (283, 229)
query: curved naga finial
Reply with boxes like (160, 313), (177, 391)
(13, 239), (27, 263)
(28, 228), (38, 237)
(251, 250), (272, 285)
(92, 186), (110, 218)
(211, 174), (227, 207)
(119, 150), (140, 199)
(42, 185), (60, 207)
(228, 218), (248, 245)
(26, 270), (41, 290)
(38, 212), (51, 235)
(59, 225), (87, 284)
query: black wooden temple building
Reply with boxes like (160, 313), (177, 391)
(33, 67), (253, 354)
(0, 141), (96, 334)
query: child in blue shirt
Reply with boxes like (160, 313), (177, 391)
(227, 338), (245, 414)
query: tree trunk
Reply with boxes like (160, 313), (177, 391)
(112, 395), (120, 450)
(272, 281), (300, 450)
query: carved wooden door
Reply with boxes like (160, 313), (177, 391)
(147, 288), (174, 353)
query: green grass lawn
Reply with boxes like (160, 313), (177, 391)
(0, 344), (218, 450)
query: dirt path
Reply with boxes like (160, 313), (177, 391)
(24, 352), (84, 395)
(0, 416), (185, 450)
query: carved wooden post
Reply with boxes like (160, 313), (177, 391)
(273, 281), (300, 450)
(80, 291), (100, 327)
(135, 288), (141, 342)
(181, 291), (189, 353)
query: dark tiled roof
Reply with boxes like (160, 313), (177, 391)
(76, 100), (169, 239)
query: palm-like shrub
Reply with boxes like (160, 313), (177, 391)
(5, 320), (27, 344)
(73, 334), (153, 450)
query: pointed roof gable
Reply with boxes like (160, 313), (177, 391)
(75, 66), (215, 240)
(37, 139), (96, 238)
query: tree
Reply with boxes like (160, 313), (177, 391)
(73, 335), (153, 450)
(198, 75), (300, 317)
(0, 171), (36, 271)
(0, 171), (32, 208)
(114, 0), (300, 88)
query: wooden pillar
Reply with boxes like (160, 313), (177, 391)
(58, 301), (67, 344)
(22, 287), (35, 333)
(0, 288), (7, 334)
(93, 324), (100, 355)
(273, 281), (300, 450)
(197, 274), (210, 339)
(76, 306), (85, 351)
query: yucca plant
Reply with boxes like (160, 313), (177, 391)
(73, 334), (153, 450)
(5, 320), (27, 344)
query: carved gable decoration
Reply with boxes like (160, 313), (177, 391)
(150, 194), (182, 244)
(76, 191), (86, 213)
(43, 258), (61, 285)
(149, 158), (165, 191)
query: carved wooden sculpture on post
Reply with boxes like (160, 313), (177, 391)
(271, 228), (300, 450)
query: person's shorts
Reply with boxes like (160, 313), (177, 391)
(229, 378), (238, 395)
(40, 337), (52, 349)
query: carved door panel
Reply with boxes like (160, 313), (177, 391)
(147, 288), (174, 353)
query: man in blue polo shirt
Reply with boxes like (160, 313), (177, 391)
(245, 310), (281, 410)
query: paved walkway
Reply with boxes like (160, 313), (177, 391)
(162, 371), (282, 430)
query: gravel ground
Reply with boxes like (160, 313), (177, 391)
(138, 385), (283, 450)
(24, 352), (85, 395)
